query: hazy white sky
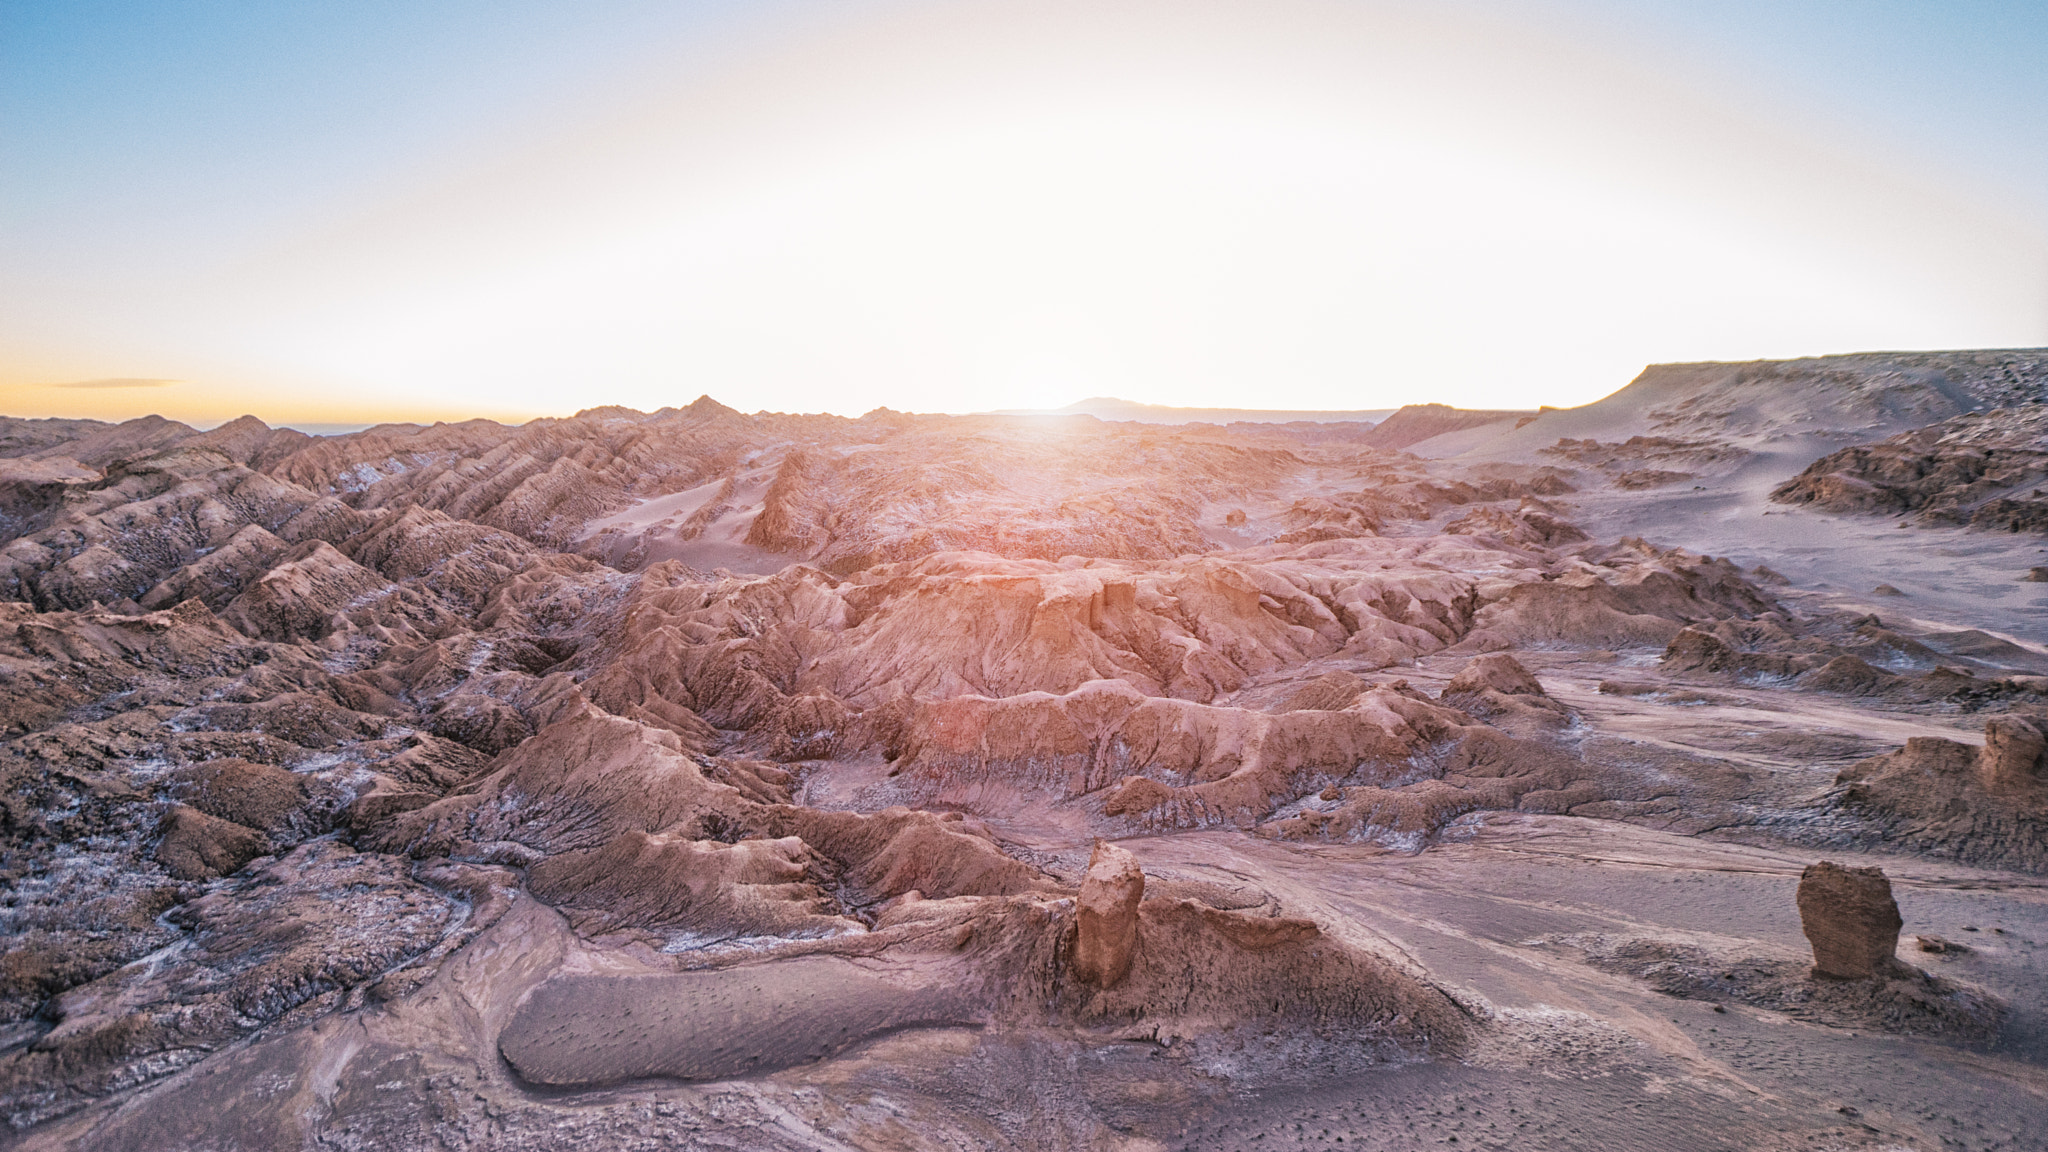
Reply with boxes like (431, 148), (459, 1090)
(4, 0), (2045, 424)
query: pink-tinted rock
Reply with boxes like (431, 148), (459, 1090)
(1445, 652), (1545, 696)
(1072, 841), (1145, 988)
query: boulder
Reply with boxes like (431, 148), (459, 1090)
(1796, 861), (1902, 979)
(1072, 841), (1145, 988)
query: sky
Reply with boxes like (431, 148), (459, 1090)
(2, 0), (2045, 426)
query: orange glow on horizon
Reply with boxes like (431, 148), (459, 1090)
(6, 0), (2044, 427)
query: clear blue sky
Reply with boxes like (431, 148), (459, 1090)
(3, 2), (768, 272)
(1540, 0), (2048, 215)
(9, 1), (2039, 246)
(3, 0), (2044, 421)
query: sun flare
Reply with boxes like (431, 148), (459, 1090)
(6, 0), (2041, 424)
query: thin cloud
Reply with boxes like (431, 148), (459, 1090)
(47, 377), (183, 390)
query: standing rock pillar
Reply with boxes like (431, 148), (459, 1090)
(1796, 861), (1903, 979)
(1072, 840), (1145, 988)
(1979, 716), (2046, 795)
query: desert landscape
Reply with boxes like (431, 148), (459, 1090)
(0, 348), (2040, 1149)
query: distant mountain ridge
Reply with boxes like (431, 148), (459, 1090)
(986, 396), (1395, 425)
(1420, 347), (2048, 463)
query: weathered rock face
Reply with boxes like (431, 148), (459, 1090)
(1537, 434), (1748, 490)
(1462, 542), (1782, 650)
(1071, 841), (1145, 988)
(0, 457), (100, 544)
(3, 414), (198, 468)
(1771, 404), (2048, 532)
(739, 426), (1298, 572)
(527, 831), (861, 942)
(1981, 716), (2047, 793)
(1, 444), (332, 611)
(1604, 351), (2041, 444)
(1833, 719), (2048, 871)
(1276, 669), (1370, 712)
(1444, 502), (1590, 547)
(0, 843), (503, 1130)
(1797, 861), (1903, 979)
(897, 676), (1475, 829)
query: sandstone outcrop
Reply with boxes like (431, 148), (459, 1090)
(1539, 434), (1749, 487)
(1772, 405), (2048, 532)
(0, 456), (99, 544)
(1071, 841), (1145, 987)
(1981, 715), (2047, 793)
(527, 831), (860, 942)
(1460, 541), (1781, 650)
(1445, 652), (1545, 696)
(1, 445), (334, 610)
(897, 677), (1470, 828)
(9, 414), (196, 468)
(1444, 502), (1588, 547)
(1608, 466), (1690, 489)
(1595, 352), (2031, 440)
(1796, 862), (1904, 979)
(1276, 669), (1369, 711)
(0, 843), (506, 1129)
(1831, 718), (2048, 870)
(135, 523), (291, 611)
(751, 805), (1049, 903)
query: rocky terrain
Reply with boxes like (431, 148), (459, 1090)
(1772, 405), (2048, 532)
(2, 349), (2048, 1150)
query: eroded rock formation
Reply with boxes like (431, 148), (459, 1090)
(1797, 861), (1903, 979)
(1772, 405), (2048, 531)
(1982, 716), (2048, 793)
(1832, 718), (2048, 870)
(1071, 840), (1145, 987)
(5, 377), (2048, 1148)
